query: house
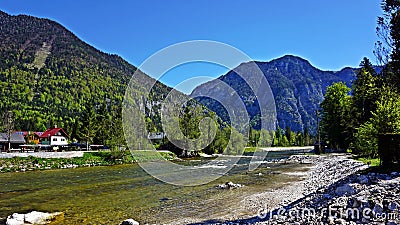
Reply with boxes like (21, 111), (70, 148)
(14, 131), (43, 145)
(0, 133), (26, 152)
(39, 127), (69, 146)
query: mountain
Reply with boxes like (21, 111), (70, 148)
(0, 11), (173, 135)
(0, 11), (233, 154)
(191, 55), (356, 135)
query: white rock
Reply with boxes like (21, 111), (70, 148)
(216, 181), (243, 189)
(120, 219), (139, 225)
(6, 213), (24, 225)
(6, 211), (63, 225)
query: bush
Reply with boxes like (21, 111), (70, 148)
(354, 122), (378, 157)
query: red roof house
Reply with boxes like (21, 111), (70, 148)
(39, 128), (69, 146)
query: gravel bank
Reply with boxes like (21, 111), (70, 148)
(190, 154), (382, 225)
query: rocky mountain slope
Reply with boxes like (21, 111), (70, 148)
(191, 55), (356, 134)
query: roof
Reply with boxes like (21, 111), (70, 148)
(0, 133), (26, 144)
(14, 131), (43, 137)
(39, 128), (69, 139)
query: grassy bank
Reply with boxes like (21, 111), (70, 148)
(0, 150), (176, 173)
(353, 156), (400, 174)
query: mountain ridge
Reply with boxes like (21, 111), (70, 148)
(0, 10), (174, 140)
(191, 55), (356, 135)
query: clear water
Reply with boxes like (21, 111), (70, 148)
(0, 153), (308, 224)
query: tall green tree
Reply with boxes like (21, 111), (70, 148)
(320, 82), (352, 150)
(376, 0), (400, 87)
(352, 57), (380, 127)
(78, 102), (99, 150)
(355, 88), (400, 157)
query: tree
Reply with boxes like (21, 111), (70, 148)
(285, 126), (292, 145)
(352, 57), (379, 126)
(259, 129), (273, 147)
(225, 128), (245, 155)
(354, 88), (400, 157)
(95, 103), (111, 145)
(78, 102), (99, 150)
(320, 82), (352, 150)
(375, 0), (400, 87)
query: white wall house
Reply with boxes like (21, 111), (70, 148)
(39, 127), (69, 146)
(50, 136), (68, 146)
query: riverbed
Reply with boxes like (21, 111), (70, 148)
(0, 153), (311, 224)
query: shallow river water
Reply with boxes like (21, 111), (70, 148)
(0, 152), (309, 224)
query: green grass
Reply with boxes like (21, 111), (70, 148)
(355, 157), (381, 167)
(0, 150), (177, 173)
(353, 156), (400, 174)
(244, 147), (257, 154)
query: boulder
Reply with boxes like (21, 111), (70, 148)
(6, 211), (63, 225)
(120, 219), (139, 225)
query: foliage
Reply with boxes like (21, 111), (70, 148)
(0, 11), (172, 151)
(0, 150), (178, 173)
(371, 89), (400, 134)
(320, 82), (352, 150)
(224, 128), (245, 155)
(375, 0), (400, 88)
(354, 122), (378, 157)
(352, 57), (380, 127)
(352, 88), (400, 157)
(0, 11), (234, 156)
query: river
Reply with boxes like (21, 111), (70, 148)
(0, 150), (312, 224)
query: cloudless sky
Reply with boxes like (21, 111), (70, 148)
(0, 0), (382, 93)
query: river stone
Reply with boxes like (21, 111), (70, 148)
(356, 175), (369, 184)
(372, 203), (384, 216)
(120, 219), (139, 225)
(335, 183), (356, 196)
(388, 202), (398, 211)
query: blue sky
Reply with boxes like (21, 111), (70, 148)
(0, 0), (382, 94)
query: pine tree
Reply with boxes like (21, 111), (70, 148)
(78, 101), (99, 150)
(352, 57), (379, 126)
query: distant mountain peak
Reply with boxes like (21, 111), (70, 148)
(270, 55), (315, 68)
(191, 55), (356, 134)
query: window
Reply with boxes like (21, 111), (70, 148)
(61, 138), (65, 142)
(53, 138), (57, 141)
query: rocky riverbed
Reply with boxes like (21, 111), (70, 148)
(190, 154), (400, 225)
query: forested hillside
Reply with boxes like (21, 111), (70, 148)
(0, 11), (242, 155)
(0, 11), (171, 145)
